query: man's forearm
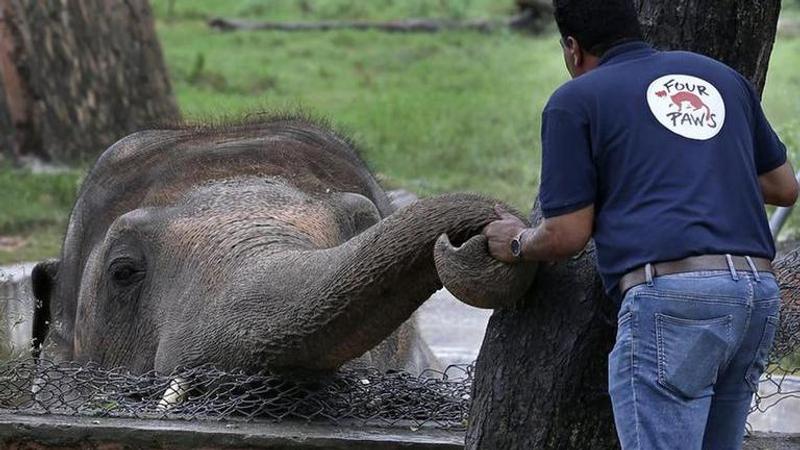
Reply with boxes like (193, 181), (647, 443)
(482, 204), (593, 264)
(519, 222), (574, 262)
(759, 161), (799, 207)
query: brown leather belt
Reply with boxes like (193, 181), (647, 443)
(618, 255), (773, 296)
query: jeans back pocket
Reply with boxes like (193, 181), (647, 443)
(746, 314), (779, 393)
(656, 313), (732, 399)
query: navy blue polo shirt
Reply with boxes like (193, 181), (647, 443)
(539, 41), (787, 294)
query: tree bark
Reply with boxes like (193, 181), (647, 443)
(634, 0), (782, 95)
(467, 1), (782, 448)
(208, 12), (552, 35)
(466, 242), (618, 448)
(0, 0), (179, 164)
(207, 1), (552, 35)
(208, 17), (511, 33)
(466, 208), (620, 449)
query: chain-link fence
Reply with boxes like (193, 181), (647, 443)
(751, 286), (800, 422)
(1, 267), (799, 433)
(0, 358), (473, 430)
(748, 266), (800, 422)
(752, 354), (800, 416)
(0, 352), (796, 432)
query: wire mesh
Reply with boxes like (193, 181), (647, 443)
(0, 263), (798, 432)
(0, 347), (795, 432)
(0, 358), (472, 430)
(750, 270), (800, 417)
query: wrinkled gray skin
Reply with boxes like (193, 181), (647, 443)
(31, 117), (535, 375)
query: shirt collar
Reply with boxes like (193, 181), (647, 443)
(599, 40), (657, 66)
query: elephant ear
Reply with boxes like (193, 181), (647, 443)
(333, 192), (383, 237)
(387, 189), (418, 212)
(31, 259), (59, 358)
(434, 234), (537, 309)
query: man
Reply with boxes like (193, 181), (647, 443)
(482, 0), (798, 448)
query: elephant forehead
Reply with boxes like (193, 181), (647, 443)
(163, 200), (343, 250)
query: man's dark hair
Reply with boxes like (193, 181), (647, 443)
(553, 0), (643, 56)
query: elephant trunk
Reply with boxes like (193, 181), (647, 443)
(434, 234), (537, 309)
(253, 193), (536, 371)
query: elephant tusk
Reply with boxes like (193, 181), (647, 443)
(157, 377), (188, 410)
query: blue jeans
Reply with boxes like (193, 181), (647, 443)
(609, 269), (781, 450)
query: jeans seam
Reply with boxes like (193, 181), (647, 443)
(655, 315), (666, 386)
(716, 315), (736, 378)
(739, 281), (758, 391)
(654, 314), (733, 396)
(630, 295), (641, 450)
(751, 297), (781, 310)
(660, 270), (773, 279)
(727, 300), (752, 374)
(641, 290), (745, 302)
(745, 313), (779, 392)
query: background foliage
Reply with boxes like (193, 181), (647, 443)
(1, 0), (799, 264)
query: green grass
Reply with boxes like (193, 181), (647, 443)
(151, 0), (517, 22)
(0, 170), (81, 264)
(2, 0), (800, 264)
(0, 170), (81, 234)
(151, 0), (566, 212)
(148, 0), (800, 225)
(161, 25), (564, 203)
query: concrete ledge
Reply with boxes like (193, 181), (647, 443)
(0, 414), (465, 449)
(2, 414), (798, 449)
(745, 432), (800, 450)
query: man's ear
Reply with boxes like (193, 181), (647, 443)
(565, 36), (584, 68)
(31, 259), (59, 358)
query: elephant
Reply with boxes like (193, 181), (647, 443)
(30, 116), (536, 376)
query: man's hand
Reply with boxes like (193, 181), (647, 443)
(483, 203), (594, 263)
(482, 205), (527, 264)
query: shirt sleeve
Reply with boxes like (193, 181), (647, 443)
(747, 82), (787, 175)
(539, 107), (597, 218)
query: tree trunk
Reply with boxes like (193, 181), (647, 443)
(466, 207), (620, 449)
(208, 17), (515, 33)
(634, 0), (782, 95)
(0, 0), (179, 165)
(467, 1), (782, 448)
(466, 242), (618, 449)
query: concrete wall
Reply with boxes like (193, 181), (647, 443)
(0, 264), (35, 360)
(0, 415), (797, 449)
(0, 415), (465, 450)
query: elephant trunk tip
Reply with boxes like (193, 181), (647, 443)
(434, 233), (537, 310)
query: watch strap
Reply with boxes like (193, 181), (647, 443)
(511, 229), (529, 259)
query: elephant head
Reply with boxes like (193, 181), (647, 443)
(30, 117), (535, 374)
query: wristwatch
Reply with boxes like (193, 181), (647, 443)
(510, 229), (529, 260)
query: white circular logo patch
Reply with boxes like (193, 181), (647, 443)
(646, 74), (726, 141)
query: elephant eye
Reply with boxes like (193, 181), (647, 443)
(108, 259), (145, 287)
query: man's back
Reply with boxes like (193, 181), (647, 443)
(482, 2), (796, 448)
(539, 42), (786, 293)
